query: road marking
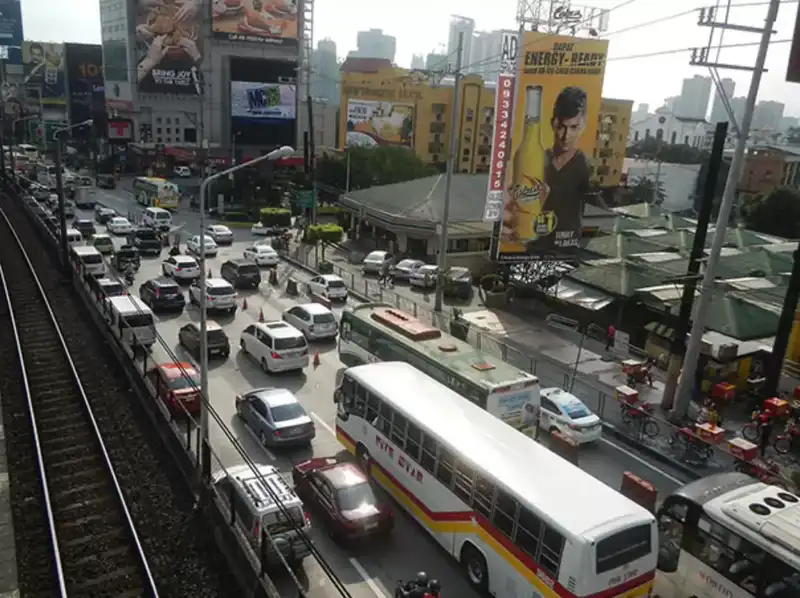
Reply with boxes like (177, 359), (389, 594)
(599, 437), (684, 485)
(349, 557), (390, 597)
(310, 411), (336, 437)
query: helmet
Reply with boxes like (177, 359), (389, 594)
(428, 579), (441, 591)
(415, 572), (429, 586)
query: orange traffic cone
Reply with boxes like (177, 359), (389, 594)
(313, 351), (320, 368)
(242, 297), (248, 310)
(258, 309), (264, 323)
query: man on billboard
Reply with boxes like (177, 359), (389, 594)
(502, 86), (593, 252)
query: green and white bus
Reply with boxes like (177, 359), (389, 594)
(133, 176), (179, 210)
(338, 302), (541, 433)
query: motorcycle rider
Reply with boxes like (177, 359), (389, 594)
(124, 262), (137, 284)
(424, 579), (441, 598)
(396, 572), (429, 598)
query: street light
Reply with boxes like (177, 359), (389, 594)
(54, 119), (93, 269)
(197, 145), (294, 481)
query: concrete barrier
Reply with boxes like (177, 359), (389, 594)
(310, 292), (331, 309)
(620, 471), (658, 513)
(549, 431), (579, 465)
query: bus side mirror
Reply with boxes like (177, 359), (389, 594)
(333, 390), (341, 404)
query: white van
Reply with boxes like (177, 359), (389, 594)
(141, 207), (173, 231)
(105, 296), (156, 349)
(70, 245), (106, 278)
(65, 228), (83, 246)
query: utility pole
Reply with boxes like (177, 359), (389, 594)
(434, 32), (463, 313)
(307, 94), (318, 264)
(661, 122), (728, 410)
(764, 241), (800, 397)
(672, 0), (780, 418)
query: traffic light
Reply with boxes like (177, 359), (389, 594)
(35, 125), (44, 140)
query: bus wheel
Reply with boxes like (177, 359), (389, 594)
(461, 544), (488, 591)
(356, 443), (371, 473)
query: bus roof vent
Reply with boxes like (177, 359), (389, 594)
(371, 308), (442, 341)
(471, 361), (496, 372)
(438, 344), (458, 352)
(721, 487), (800, 556)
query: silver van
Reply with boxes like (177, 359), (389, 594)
(212, 464), (312, 566)
(70, 245), (106, 277)
(141, 206), (173, 231)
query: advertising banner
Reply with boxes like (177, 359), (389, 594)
(22, 41), (66, 105)
(483, 31), (519, 223)
(135, 0), (203, 94)
(66, 44), (106, 137)
(494, 32), (608, 262)
(211, 0), (299, 46)
(345, 100), (414, 148)
(0, 0), (23, 64)
(231, 81), (296, 121)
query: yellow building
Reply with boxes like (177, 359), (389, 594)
(339, 63), (632, 187)
(592, 98), (633, 187)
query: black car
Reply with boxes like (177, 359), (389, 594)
(94, 205), (117, 224)
(443, 267), (474, 300)
(220, 259), (261, 289)
(139, 277), (185, 312)
(74, 218), (96, 238)
(128, 227), (162, 256)
(96, 174), (116, 189)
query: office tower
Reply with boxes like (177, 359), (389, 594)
(470, 30), (507, 81)
(410, 54), (425, 70)
(351, 29), (396, 62)
(425, 52), (449, 71)
(730, 96), (747, 125)
(311, 38), (339, 103)
(664, 97), (679, 112)
(675, 75), (712, 120)
(709, 77), (735, 124)
(447, 15), (475, 73)
(752, 100), (785, 131)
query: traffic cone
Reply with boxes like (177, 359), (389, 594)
(207, 269), (212, 278)
(258, 309), (264, 323)
(313, 351), (320, 368)
(242, 297), (248, 310)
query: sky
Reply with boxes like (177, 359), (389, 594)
(19, 0), (800, 117)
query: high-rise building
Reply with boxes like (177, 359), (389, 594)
(425, 52), (449, 71)
(410, 54), (425, 70)
(470, 30), (507, 81)
(709, 77), (735, 124)
(675, 75), (712, 120)
(663, 97), (679, 112)
(349, 29), (396, 62)
(311, 39), (339, 104)
(730, 96), (747, 125)
(752, 100), (785, 131)
(447, 15), (475, 73)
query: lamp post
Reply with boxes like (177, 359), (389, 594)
(54, 119), (93, 269)
(197, 145), (294, 482)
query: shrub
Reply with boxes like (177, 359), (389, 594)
(317, 205), (342, 216)
(479, 273), (506, 292)
(305, 224), (344, 245)
(259, 207), (292, 227)
(220, 211), (252, 223)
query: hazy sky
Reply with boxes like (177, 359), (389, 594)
(20, 0), (800, 116)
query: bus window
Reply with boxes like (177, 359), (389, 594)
(516, 507), (544, 561)
(377, 400), (394, 436)
(420, 434), (437, 475)
(405, 423), (421, 461)
(391, 411), (407, 449)
(453, 460), (475, 504)
(493, 488), (518, 538)
(472, 474), (494, 519)
(436, 447), (455, 487)
(763, 558), (800, 598)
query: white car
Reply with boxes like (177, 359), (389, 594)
(251, 222), (269, 236)
(243, 244), (279, 266)
(306, 274), (348, 301)
(187, 235), (218, 258)
(188, 278), (237, 313)
(240, 321), (309, 373)
(162, 255), (201, 281)
(174, 165), (192, 177)
(392, 258), (425, 281)
(282, 303), (338, 341)
(540, 387), (602, 444)
(362, 250), (394, 274)
(409, 265), (439, 288)
(206, 224), (234, 244)
(107, 217), (133, 235)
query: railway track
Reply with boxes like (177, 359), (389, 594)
(0, 190), (238, 597)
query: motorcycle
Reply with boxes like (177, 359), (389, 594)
(773, 418), (800, 455)
(734, 457), (787, 489)
(123, 267), (136, 286)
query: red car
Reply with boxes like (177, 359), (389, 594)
(292, 457), (393, 541)
(146, 362), (201, 415)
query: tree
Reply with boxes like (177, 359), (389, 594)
(623, 177), (666, 205)
(742, 188), (800, 238)
(626, 138), (708, 165)
(316, 146), (437, 193)
(787, 126), (800, 145)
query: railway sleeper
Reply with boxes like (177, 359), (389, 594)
(51, 479), (106, 500)
(45, 452), (104, 473)
(43, 442), (103, 461)
(69, 565), (143, 595)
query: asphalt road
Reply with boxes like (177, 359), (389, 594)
(66, 195), (693, 598)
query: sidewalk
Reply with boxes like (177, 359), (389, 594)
(288, 243), (800, 486)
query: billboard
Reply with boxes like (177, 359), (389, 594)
(211, 0), (299, 46)
(22, 41), (65, 105)
(493, 32), (608, 262)
(231, 82), (296, 121)
(135, 0), (203, 94)
(345, 100), (414, 148)
(0, 0), (23, 65)
(66, 44), (106, 137)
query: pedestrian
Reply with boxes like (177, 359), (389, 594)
(606, 324), (616, 351)
(759, 417), (773, 458)
(378, 262), (390, 287)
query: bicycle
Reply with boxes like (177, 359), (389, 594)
(773, 419), (800, 455)
(619, 402), (660, 439)
(742, 410), (773, 442)
(734, 458), (788, 490)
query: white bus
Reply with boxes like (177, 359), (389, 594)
(655, 472), (799, 598)
(339, 303), (541, 433)
(133, 176), (179, 210)
(334, 361), (658, 598)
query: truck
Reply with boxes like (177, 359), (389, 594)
(74, 186), (97, 208)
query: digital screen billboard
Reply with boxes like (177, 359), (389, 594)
(492, 33), (608, 262)
(212, 0), (299, 46)
(65, 43), (106, 138)
(231, 82), (296, 122)
(0, 0), (23, 65)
